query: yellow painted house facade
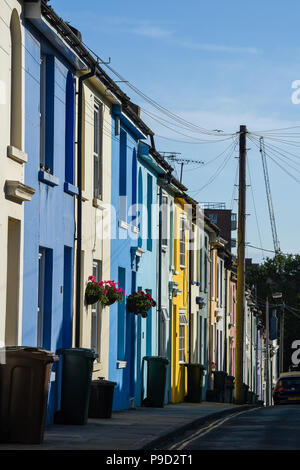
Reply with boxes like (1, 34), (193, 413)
(171, 196), (190, 402)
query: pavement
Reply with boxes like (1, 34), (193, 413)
(0, 401), (258, 450)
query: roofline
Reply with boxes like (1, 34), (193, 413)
(38, 1), (153, 136)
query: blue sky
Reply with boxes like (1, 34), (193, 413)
(51, 0), (300, 262)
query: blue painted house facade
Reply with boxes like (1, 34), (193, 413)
(109, 104), (149, 411)
(22, 9), (84, 422)
(134, 143), (166, 406)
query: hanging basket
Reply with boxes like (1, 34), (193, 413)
(127, 298), (149, 317)
(100, 298), (116, 308)
(85, 293), (99, 305)
(127, 297), (140, 313)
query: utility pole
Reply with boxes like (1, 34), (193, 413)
(266, 297), (270, 406)
(235, 125), (247, 404)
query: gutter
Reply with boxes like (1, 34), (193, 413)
(24, 1), (87, 71)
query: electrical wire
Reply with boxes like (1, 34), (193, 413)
(248, 135), (300, 184)
(247, 158), (264, 258)
(189, 138), (238, 196)
(247, 244), (298, 256)
(230, 159), (239, 210)
(81, 40), (236, 138)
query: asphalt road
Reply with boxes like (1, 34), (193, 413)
(168, 405), (300, 450)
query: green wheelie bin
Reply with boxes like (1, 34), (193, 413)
(185, 364), (205, 402)
(0, 346), (58, 444)
(55, 348), (98, 425)
(143, 356), (169, 407)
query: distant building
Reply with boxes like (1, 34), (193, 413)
(202, 202), (237, 251)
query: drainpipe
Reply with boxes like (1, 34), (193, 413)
(75, 67), (96, 348)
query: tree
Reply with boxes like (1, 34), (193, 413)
(246, 254), (300, 371)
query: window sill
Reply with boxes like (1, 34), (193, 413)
(39, 171), (59, 187)
(119, 220), (129, 230)
(82, 191), (89, 202)
(131, 224), (139, 234)
(64, 182), (79, 196)
(116, 360), (127, 369)
(7, 145), (28, 164)
(93, 197), (106, 210)
(5, 180), (35, 204)
(180, 265), (186, 269)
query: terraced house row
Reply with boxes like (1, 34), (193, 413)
(0, 0), (269, 423)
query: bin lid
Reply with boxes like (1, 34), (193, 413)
(213, 370), (228, 376)
(1, 346), (59, 362)
(56, 347), (98, 359)
(143, 356), (169, 365)
(92, 377), (117, 387)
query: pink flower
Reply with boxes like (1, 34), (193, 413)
(103, 289), (108, 295)
(89, 275), (96, 282)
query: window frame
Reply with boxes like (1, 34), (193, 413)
(179, 214), (186, 268)
(93, 100), (103, 199)
(91, 259), (102, 360)
(179, 310), (188, 364)
(161, 195), (169, 247)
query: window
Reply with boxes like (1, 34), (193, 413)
(94, 100), (103, 198)
(40, 55), (55, 173)
(40, 54), (46, 168)
(209, 213), (218, 225)
(204, 236), (209, 292)
(162, 196), (169, 247)
(65, 72), (75, 184)
(180, 215), (186, 267)
(179, 310), (188, 363)
(147, 174), (153, 251)
(138, 168), (143, 248)
(119, 130), (127, 221)
(131, 148), (137, 224)
(91, 260), (102, 357)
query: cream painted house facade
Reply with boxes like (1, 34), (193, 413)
(0, 1), (35, 347)
(75, 74), (119, 379)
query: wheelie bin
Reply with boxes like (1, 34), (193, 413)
(225, 375), (235, 403)
(213, 370), (228, 402)
(88, 377), (117, 418)
(143, 356), (169, 407)
(185, 364), (205, 402)
(242, 383), (249, 404)
(55, 348), (98, 425)
(0, 346), (58, 444)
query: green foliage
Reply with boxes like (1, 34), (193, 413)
(246, 253), (300, 370)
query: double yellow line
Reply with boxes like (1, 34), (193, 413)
(168, 407), (261, 450)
